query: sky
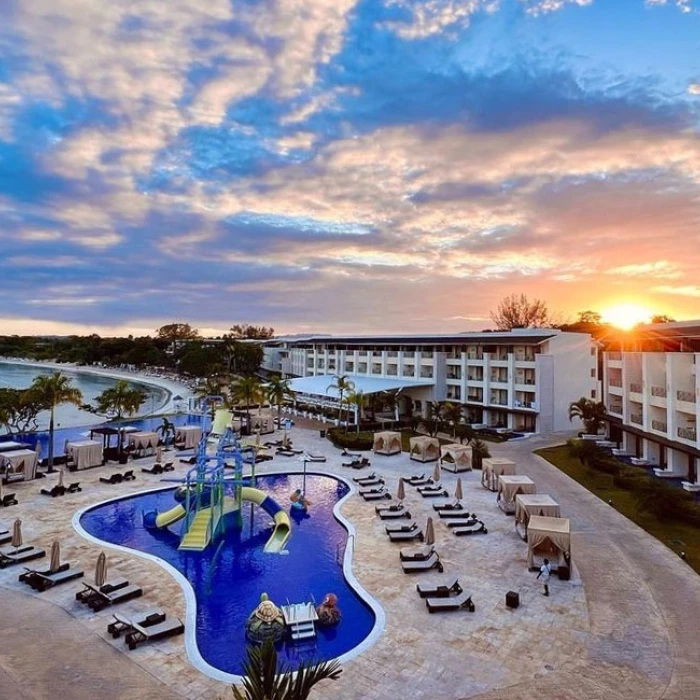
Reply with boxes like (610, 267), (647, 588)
(1, 0), (699, 337)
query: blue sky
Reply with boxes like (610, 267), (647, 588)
(1, 0), (699, 335)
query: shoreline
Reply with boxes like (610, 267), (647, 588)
(0, 358), (196, 429)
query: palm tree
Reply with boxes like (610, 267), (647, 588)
(345, 389), (366, 433)
(232, 640), (341, 700)
(568, 397), (608, 435)
(326, 375), (354, 428)
(94, 380), (147, 457)
(231, 376), (263, 433)
(266, 376), (294, 427)
(470, 438), (491, 470)
(440, 402), (463, 438)
(29, 372), (83, 472)
(454, 423), (476, 445)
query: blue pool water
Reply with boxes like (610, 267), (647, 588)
(79, 474), (376, 676)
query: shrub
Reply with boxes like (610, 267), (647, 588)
(566, 439), (608, 466)
(589, 456), (621, 476)
(326, 428), (373, 451)
(470, 439), (491, 470)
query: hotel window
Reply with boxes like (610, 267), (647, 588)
(372, 363), (382, 374)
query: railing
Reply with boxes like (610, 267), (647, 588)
(420, 369), (434, 379)
(608, 404), (623, 414)
(491, 375), (508, 383)
(608, 377), (622, 387)
(467, 394), (483, 402)
(608, 352), (622, 361)
(490, 397), (508, 406)
(630, 383), (642, 393)
(420, 351), (434, 359)
(630, 413), (643, 425)
(514, 400), (537, 409)
(651, 386), (667, 398)
(467, 352), (484, 360)
(467, 374), (483, 381)
(651, 420), (667, 432)
(387, 351), (398, 357)
(677, 390), (696, 403)
(678, 427), (697, 441)
(386, 367), (397, 376)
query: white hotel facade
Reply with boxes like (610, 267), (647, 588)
(262, 329), (598, 435)
(602, 321), (700, 489)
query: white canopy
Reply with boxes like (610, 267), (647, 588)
(175, 426), (202, 449)
(527, 516), (571, 569)
(373, 431), (402, 455)
(0, 448), (38, 481)
(409, 436), (440, 463)
(65, 440), (103, 470)
(440, 443), (472, 472)
(481, 457), (515, 491)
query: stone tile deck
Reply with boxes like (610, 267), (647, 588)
(0, 428), (698, 699)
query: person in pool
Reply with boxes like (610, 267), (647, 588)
(290, 489), (312, 509)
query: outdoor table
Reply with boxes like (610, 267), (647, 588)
(66, 440), (103, 470)
(175, 426), (202, 450)
(514, 494), (561, 540)
(0, 448), (38, 482)
(497, 475), (536, 513)
(481, 457), (515, 491)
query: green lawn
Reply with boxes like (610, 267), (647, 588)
(536, 445), (700, 577)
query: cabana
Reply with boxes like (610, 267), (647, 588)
(373, 431), (402, 456)
(65, 440), (103, 471)
(496, 475), (536, 514)
(481, 457), (515, 491)
(440, 444), (472, 473)
(89, 426), (139, 461)
(0, 448), (38, 482)
(129, 432), (158, 458)
(409, 436), (440, 463)
(526, 515), (571, 580)
(174, 426), (202, 450)
(514, 494), (561, 540)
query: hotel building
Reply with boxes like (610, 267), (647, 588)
(602, 321), (700, 489)
(263, 329), (597, 435)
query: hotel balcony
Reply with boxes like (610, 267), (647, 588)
(386, 366), (398, 376)
(651, 386), (667, 397)
(608, 402), (623, 415)
(467, 392), (484, 403)
(677, 389), (697, 404)
(446, 387), (462, 401)
(650, 385), (667, 408)
(630, 382), (642, 393)
(608, 351), (622, 363)
(651, 419), (668, 433)
(447, 369), (462, 380)
(678, 427), (697, 442)
(420, 367), (434, 379)
(630, 413), (643, 425)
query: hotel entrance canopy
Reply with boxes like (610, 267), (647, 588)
(288, 375), (433, 404)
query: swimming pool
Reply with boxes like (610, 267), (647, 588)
(75, 473), (382, 680)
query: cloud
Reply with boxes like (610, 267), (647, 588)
(605, 261), (683, 279)
(689, 83), (700, 95)
(521, 0), (593, 16)
(653, 285), (700, 297)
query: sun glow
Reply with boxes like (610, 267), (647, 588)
(600, 303), (653, 330)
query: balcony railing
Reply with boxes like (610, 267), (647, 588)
(609, 404), (623, 414)
(490, 375), (508, 383)
(677, 390), (696, 403)
(609, 377), (622, 387)
(467, 352), (484, 360)
(630, 413), (643, 425)
(678, 427), (697, 441)
(447, 371), (462, 380)
(467, 374), (483, 381)
(514, 400), (537, 409)
(608, 352), (622, 361)
(651, 386), (667, 398)
(387, 351), (398, 357)
(630, 383), (642, 393)
(467, 394), (483, 402)
(651, 420), (667, 432)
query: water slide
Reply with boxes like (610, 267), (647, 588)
(144, 488), (291, 553)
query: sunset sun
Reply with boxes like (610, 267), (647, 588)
(600, 303), (653, 330)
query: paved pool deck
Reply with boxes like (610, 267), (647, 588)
(1, 425), (699, 700)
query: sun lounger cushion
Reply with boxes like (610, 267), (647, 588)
(34, 566), (85, 591)
(399, 544), (435, 561)
(426, 590), (475, 612)
(125, 617), (184, 650)
(360, 490), (391, 501)
(388, 529), (424, 542)
(353, 473), (376, 483)
(419, 488), (448, 498)
(378, 509), (411, 519)
(401, 552), (443, 573)
(432, 501), (463, 512)
(385, 521), (417, 533)
(452, 521), (488, 536)
(0, 546), (46, 568)
(416, 577), (461, 598)
(87, 583), (143, 610)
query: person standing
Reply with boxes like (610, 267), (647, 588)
(537, 558), (552, 596)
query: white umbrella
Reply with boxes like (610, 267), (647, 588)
(425, 517), (435, 547)
(58, 467), (65, 490)
(455, 477), (464, 502)
(432, 462), (441, 484)
(49, 540), (61, 573)
(156, 446), (163, 463)
(11, 518), (22, 552)
(94, 551), (107, 588)
(396, 478), (405, 503)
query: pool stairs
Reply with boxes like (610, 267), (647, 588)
(179, 509), (212, 551)
(281, 602), (318, 642)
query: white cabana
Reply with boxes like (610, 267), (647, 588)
(0, 448), (38, 482)
(373, 431), (402, 456)
(481, 457), (515, 491)
(129, 431), (158, 457)
(175, 426), (202, 450)
(526, 515), (571, 577)
(65, 440), (103, 471)
(514, 494), (561, 540)
(409, 436), (440, 463)
(496, 475), (536, 514)
(440, 443), (472, 473)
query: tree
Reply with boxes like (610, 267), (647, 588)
(230, 376), (263, 432)
(29, 372), (83, 472)
(422, 417), (440, 437)
(177, 342), (225, 377)
(454, 423), (476, 445)
(577, 310), (603, 325)
(94, 380), (147, 456)
(568, 397), (608, 435)
(0, 388), (44, 434)
(650, 315), (676, 324)
(228, 324), (275, 340)
(345, 389), (367, 433)
(490, 293), (553, 330)
(440, 402), (463, 438)
(156, 323), (199, 342)
(470, 438), (491, 470)
(231, 640), (341, 700)
(326, 375), (354, 429)
(222, 337), (265, 376)
(266, 376), (294, 427)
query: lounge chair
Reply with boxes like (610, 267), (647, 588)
(416, 577), (462, 598)
(0, 529), (11, 545)
(378, 508), (411, 520)
(342, 460), (368, 469)
(355, 476), (384, 487)
(163, 462), (174, 472)
(419, 488), (448, 498)
(385, 520), (418, 534)
(0, 546), (46, 568)
(100, 473), (123, 485)
(76, 577), (130, 603)
(124, 616), (184, 650)
(426, 590), (475, 613)
(405, 474), (430, 486)
(276, 450), (296, 457)
(388, 528), (424, 542)
(40, 485), (65, 498)
(341, 449), (361, 458)
(107, 608), (166, 638)
(122, 470), (136, 481)
(432, 500), (464, 512)
(20, 562), (70, 586)
(179, 457), (197, 465)
(67, 482), (82, 493)
(399, 544), (435, 561)
(437, 510), (477, 520)
(359, 485), (386, 495)
(86, 583), (144, 611)
(142, 464), (164, 475)
(401, 551), (443, 573)
(33, 566), (85, 592)
(353, 472), (378, 483)
(254, 453), (274, 463)
(1, 493), (18, 507)
(417, 483), (446, 494)
(452, 521), (488, 536)
(443, 518), (479, 528)
(360, 489), (391, 501)
(305, 453), (326, 462)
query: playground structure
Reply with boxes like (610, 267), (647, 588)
(144, 426), (291, 554)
